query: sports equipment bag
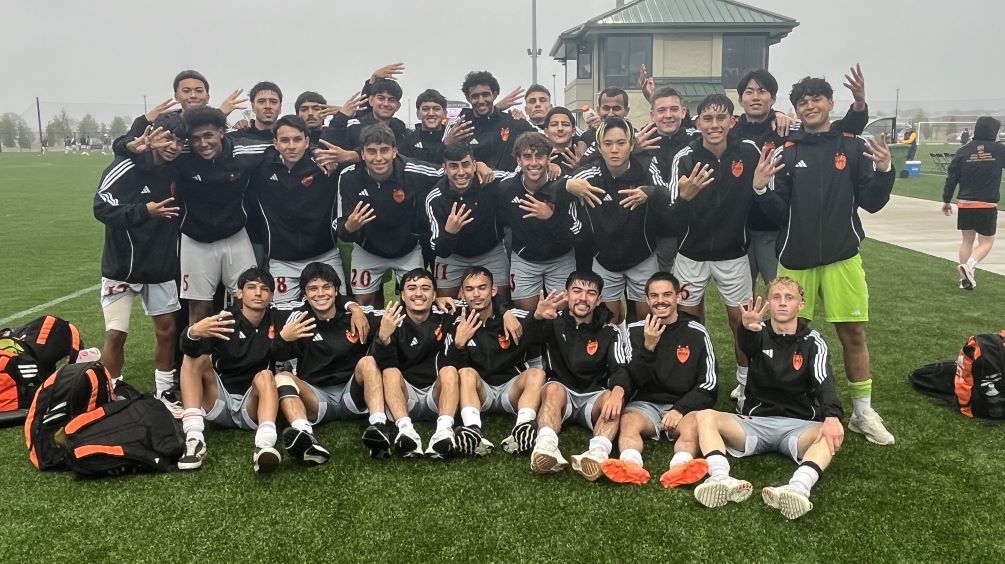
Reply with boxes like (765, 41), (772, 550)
(956, 332), (1005, 420)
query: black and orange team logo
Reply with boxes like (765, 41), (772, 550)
(792, 351), (804, 371)
(676, 345), (690, 363)
(229, 172), (241, 182)
(762, 140), (776, 154)
(392, 187), (406, 204)
(267, 326), (275, 340)
(434, 325), (444, 342)
(834, 153), (847, 171)
(586, 339), (599, 356)
(498, 333), (511, 350)
(301, 175), (314, 188)
(731, 160), (744, 178)
(346, 330), (359, 344)
(500, 127), (510, 142)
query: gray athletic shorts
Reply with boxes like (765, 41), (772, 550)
(348, 244), (423, 294)
(480, 376), (520, 414)
(269, 247), (347, 304)
(405, 381), (440, 421)
(675, 254), (752, 307)
(726, 414), (819, 462)
(625, 400), (674, 440)
(594, 253), (659, 303)
(437, 243), (510, 290)
(511, 250), (576, 300)
(206, 371), (257, 430)
(100, 278), (180, 332)
(306, 377), (367, 424)
(558, 384), (605, 431)
(655, 236), (679, 273)
(747, 230), (779, 286)
(180, 229), (257, 300)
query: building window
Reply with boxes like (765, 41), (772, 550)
(577, 47), (592, 80)
(722, 35), (767, 90)
(602, 35), (652, 90)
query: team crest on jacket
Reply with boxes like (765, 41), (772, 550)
(498, 333), (511, 350)
(731, 160), (744, 178)
(676, 345), (690, 363)
(834, 153), (847, 171)
(267, 326), (275, 340)
(762, 140), (776, 154)
(434, 325), (444, 341)
(346, 330), (359, 344)
(792, 351), (804, 371)
(500, 127), (510, 142)
(301, 175), (314, 188)
(586, 339), (599, 356)
(392, 187), (406, 203)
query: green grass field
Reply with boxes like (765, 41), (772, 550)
(892, 143), (1005, 209)
(1, 151), (1003, 562)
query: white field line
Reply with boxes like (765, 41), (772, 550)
(0, 284), (100, 326)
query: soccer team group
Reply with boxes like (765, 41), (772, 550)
(94, 61), (897, 520)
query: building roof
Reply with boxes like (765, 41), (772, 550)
(551, 0), (798, 59)
(653, 77), (724, 102)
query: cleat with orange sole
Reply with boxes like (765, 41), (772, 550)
(600, 459), (650, 485)
(659, 458), (709, 489)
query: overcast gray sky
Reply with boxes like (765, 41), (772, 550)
(5, 0), (1001, 121)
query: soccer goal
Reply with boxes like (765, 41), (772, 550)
(916, 121), (972, 145)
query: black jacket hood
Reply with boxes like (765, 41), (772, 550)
(974, 116), (1000, 142)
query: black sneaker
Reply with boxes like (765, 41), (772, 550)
(362, 423), (392, 459)
(177, 438), (206, 470)
(501, 421), (537, 455)
(282, 427), (331, 466)
(455, 425), (495, 456)
(393, 426), (424, 458)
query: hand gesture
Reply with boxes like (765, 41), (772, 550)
(344, 201), (376, 232)
(340, 92), (368, 118)
(632, 123), (661, 154)
(677, 162), (715, 201)
(510, 108), (528, 121)
(502, 309), (524, 345)
(813, 416), (845, 455)
(551, 144), (583, 171)
(231, 119), (251, 131)
(280, 310), (317, 342)
(145, 197), (180, 219)
(864, 133), (892, 172)
(191, 310), (236, 340)
(443, 119), (474, 144)
(445, 202), (474, 235)
(377, 301), (404, 344)
(318, 105), (342, 119)
(519, 194), (555, 220)
(599, 386), (625, 421)
(942, 202), (953, 216)
(740, 296), (768, 330)
(843, 63), (866, 110)
(144, 98), (181, 122)
(495, 86), (525, 112)
(618, 187), (648, 210)
(371, 63), (405, 83)
(454, 308), (483, 348)
(547, 162), (562, 181)
(565, 178), (606, 208)
(316, 139), (360, 167)
(219, 89), (249, 115)
(434, 296), (458, 314)
(660, 409), (684, 439)
(475, 161), (495, 185)
(586, 112), (602, 130)
(348, 304), (372, 344)
(773, 112), (794, 137)
(125, 125), (161, 154)
(639, 64), (655, 101)
(642, 313), (666, 352)
(534, 290), (567, 320)
(753, 146), (785, 190)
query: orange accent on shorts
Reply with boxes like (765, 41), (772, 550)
(36, 316), (57, 345)
(957, 201), (996, 209)
(65, 407), (107, 435)
(73, 444), (125, 459)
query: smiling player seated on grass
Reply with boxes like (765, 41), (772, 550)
(690, 277), (844, 520)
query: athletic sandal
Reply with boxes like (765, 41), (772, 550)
(600, 459), (650, 485)
(659, 458), (709, 489)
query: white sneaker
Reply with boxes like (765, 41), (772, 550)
(570, 448), (608, 481)
(729, 384), (742, 400)
(694, 475), (753, 508)
(177, 438), (206, 471)
(253, 446), (281, 473)
(393, 426), (424, 458)
(762, 484), (814, 520)
(848, 407), (895, 445)
(424, 428), (455, 459)
(530, 437), (567, 474)
(958, 263), (976, 290)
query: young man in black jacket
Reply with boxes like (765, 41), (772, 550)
(691, 277), (844, 520)
(402, 89), (449, 163)
(754, 76), (895, 446)
(228, 81), (282, 142)
(294, 91), (329, 146)
(600, 272), (717, 486)
(94, 113), (186, 403)
(445, 70), (536, 172)
(324, 78), (411, 153)
(942, 116), (1005, 290)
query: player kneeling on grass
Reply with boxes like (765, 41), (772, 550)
(527, 271), (632, 479)
(692, 277), (844, 520)
(178, 267), (282, 473)
(600, 272), (717, 486)
(270, 262), (390, 459)
(373, 269), (461, 458)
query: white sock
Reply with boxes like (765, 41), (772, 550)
(789, 464), (820, 497)
(154, 369), (175, 395)
(620, 448), (643, 467)
(735, 366), (748, 386)
(852, 396), (871, 415)
(967, 257), (977, 270)
(436, 415), (454, 432)
(460, 406), (482, 428)
(395, 417), (413, 431)
(669, 451), (693, 468)
(290, 418), (312, 434)
(515, 407), (536, 425)
(536, 426), (558, 446)
(368, 412), (387, 426)
(182, 408), (205, 443)
(589, 435), (613, 458)
(255, 421), (277, 449)
(706, 453), (730, 478)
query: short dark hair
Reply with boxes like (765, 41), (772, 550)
(512, 131), (552, 159)
(544, 106), (575, 127)
(238, 266), (275, 292)
(525, 84), (551, 99)
(359, 124), (397, 148)
(789, 77), (834, 107)
(442, 141), (474, 163)
(250, 81), (283, 103)
(183, 106), (227, 131)
(736, 69), (779, 98)
(271, 115), (310, 139)
(461, 266), (494, 286)
(644, 271), (681, 295)
(416, 89), (447, 111)
(152, 112), (189, 140)
(696, 94), (734, 116)
(462, 71), (500, 97)
(650, 87), (683, 108)
(173, 70), (209, 93)
(294, 91), (327, 112)
(566, 270), (604, 293)
(298, 262), (341, 298)
(598, 88), (629, 108)
(371, 78), (402, 100)
(400, 268), (437, 291)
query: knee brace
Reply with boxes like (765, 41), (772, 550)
(275, 373), (301, 401)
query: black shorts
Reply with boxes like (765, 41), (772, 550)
(958, 207), (998, 236)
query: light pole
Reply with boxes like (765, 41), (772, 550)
(528, 0), (540, 84)
(894, 88), (900, 136)
(552, 73), (557, 100)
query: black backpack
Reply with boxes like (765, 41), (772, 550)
(63, 396), (184, 479)
(25, 361), (115, 471)
(910, 332), (1005, 422)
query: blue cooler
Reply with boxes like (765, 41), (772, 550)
(905, 160), (921, 176)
